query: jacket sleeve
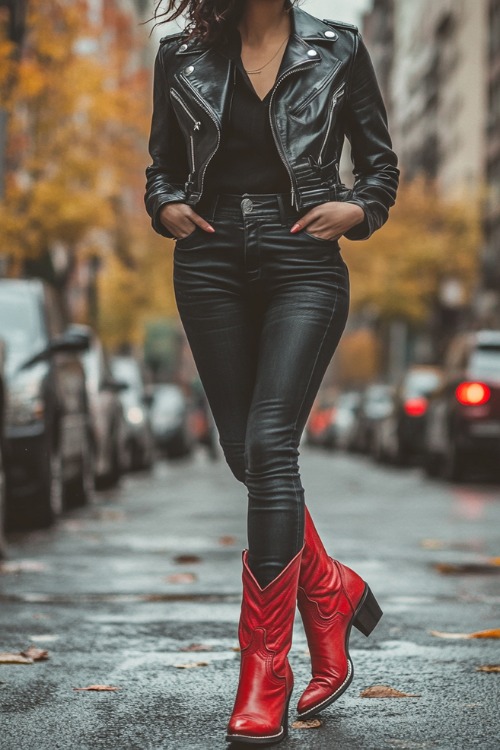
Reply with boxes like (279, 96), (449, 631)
(341, 32), (399, 241)
(144, 43), (189, 239)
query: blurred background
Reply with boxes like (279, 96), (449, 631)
(0, 0), (499, 551)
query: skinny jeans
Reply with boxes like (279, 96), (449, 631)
(172, 191), (350, 587)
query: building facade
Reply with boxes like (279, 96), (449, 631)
(389, 0), (488, 198)
(480, 0), (500, 314)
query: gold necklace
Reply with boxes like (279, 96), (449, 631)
(243, 34), (290, 75)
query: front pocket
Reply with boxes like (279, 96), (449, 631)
(175, 224), (203, 246)
(301, 228), (338, 244)
(289, 61), (343, 117)
(317, 82), (346, 166)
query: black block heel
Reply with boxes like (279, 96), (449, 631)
(352, 585), (383, 637)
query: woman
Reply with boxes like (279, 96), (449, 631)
(145, 0), (399, 745)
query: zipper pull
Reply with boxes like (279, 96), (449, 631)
(193, 121), (201, 131)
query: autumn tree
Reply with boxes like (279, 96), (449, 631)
(341, 175), (482, 324)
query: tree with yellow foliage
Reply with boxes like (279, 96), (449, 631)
(341, 175), (482, 323)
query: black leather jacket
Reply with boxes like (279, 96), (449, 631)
(144, 6), (399, 241)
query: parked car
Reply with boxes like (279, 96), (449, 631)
(424, 330), (500, 481)
(79, 328), (130, 489)
(306, 392), (337, 449)
(349, 383), (393, 454)
(331, 390), (362, 450)
(372, 365), (443, 465)
(109, 355), (155, 470)
(0, 338), (7, 558)
(0, 279), (92, 528)
(150, 383), (196, 458)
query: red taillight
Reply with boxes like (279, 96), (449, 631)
(455, 382), (491, 406)
(404, 396), (428, 417)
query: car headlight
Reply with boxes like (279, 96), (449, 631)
(6, 372), (45, 427)
(127, 405), (145, 425)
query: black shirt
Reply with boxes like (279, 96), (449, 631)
(202, 27), (291, 195)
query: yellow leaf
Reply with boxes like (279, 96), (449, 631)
(360, 685), (420, 698)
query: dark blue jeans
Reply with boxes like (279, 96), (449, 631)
(172, 191), (350, 587)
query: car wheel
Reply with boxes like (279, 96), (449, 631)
(0, 439), (7, 559)
(442, 439), (467, 482)
(97, 437), (122, 489)
(423, 448), (441, 478)
(33, 441), (64, 528)
(65, 432), (96, 508)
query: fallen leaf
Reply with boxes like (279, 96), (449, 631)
(174, 555), (201, 564)
(292, 719), (322, 729)
(476, 665), (500, 672)
(179, 643), (213, 652)
(20, 646), (49, 661)
(430, 628), (500, 639)
(173, 662), (209, 669)
(73, 685), (121, 691)
(164, 573), (197, 584)
(97, 509), (126, 521)
(231, 646), (241, 652)
(421, 539), (446, 549)
(0, 652), (33, 664)
(471, 629), (500, 639)
(218, 535), (236, 546)
(433, 562), (500, 575)
(0, 560), (48, 573)
(360, 685), (420, 698)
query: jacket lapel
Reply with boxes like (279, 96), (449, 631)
(172, 6), (339, 126)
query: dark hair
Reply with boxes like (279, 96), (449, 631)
(147, 1), (301, 46)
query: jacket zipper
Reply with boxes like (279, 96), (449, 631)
(268, 61), (319, 209)
(290, 60), (342, 117)
(180, 75), (221, 198)
(171, 89), (201, 175)
(170, 88), (202, 131)
(317, 82), (346, 166)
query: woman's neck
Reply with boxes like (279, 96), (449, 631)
(237, 0), (290, 47)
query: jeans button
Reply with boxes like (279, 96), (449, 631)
(241, 198), (253, 213)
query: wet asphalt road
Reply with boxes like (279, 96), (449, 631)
(1, 444), (500, 750)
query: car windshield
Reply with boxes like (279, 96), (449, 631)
(153, 386), (184, 409)
(111, 358), (142, 390)
(469, 345), (500, 381)
(0, 291), (45, 359)
(404, 370), (441, 396)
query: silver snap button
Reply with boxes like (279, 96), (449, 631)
(179, 43), (188, 51)
(324, 30), (336, 38)
(185, 65), (194, 74)
(307, 49), (318, 56)
(241, 198), (253, 213)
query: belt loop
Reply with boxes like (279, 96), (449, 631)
(276, 194), (287, 225)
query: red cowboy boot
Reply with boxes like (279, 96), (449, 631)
(296, 505), (382, 719)
(226, 545), (304, 746)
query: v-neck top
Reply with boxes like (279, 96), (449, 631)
(202, 26), (291, 195)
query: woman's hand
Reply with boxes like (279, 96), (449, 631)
(159, 202), (215, 239)
(290, 201), (365, 240)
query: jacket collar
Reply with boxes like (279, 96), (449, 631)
(172, 7), (338, 128)
(174, 6), (338, 58)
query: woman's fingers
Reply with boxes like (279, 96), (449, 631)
(159, 203), (215, 235)
(290, 202), (364, 237)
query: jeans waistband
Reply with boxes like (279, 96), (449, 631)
(195, 192), (301, 222)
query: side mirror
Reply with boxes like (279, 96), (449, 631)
(101, 377), (129, 393)
(54, 324), (92, 353)
(16, 324), (92, 372)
